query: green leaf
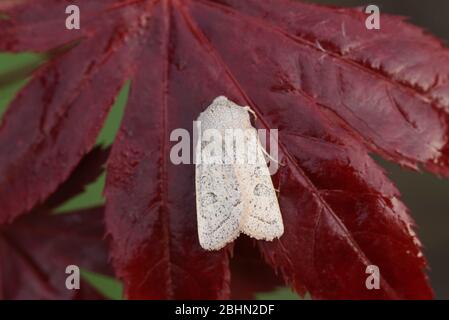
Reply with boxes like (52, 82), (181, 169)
(256, 287), (304, 300)
(81, 269), (123, 300)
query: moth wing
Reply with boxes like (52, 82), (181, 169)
(196, 162), (243, 251)
(239, 130), (284, 241)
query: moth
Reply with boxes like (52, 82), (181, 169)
(195, 96), (284, 251)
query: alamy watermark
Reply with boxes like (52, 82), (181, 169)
(65, 5), (80, 30)
(65, 265), (80, 290)
(170, 121), (279, 175)
(365, 5), (380, 30)
(365, 265), (381, 290)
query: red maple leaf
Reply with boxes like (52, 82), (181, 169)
(230, 237), (284, 300)
(0, 147), (112, 299)
(1, 0), (449, 299)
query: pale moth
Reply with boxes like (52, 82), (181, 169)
(195, 96), (284, 251)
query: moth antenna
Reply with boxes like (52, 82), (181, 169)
(243, 106), (258, 120)
(244, 106), (285, 167)
(260, 144), (279, 165)
(274, 176), (281, 195)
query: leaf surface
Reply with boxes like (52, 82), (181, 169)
(230, 238), (283, 299)
(0, 145), (112, 299)
(1, 0), (447, 299)
(0, 207), (110, 299)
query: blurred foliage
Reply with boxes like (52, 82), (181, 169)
(81, 270), (124, 300)
(56, 81), (130, 213)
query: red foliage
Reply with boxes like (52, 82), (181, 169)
(230, 238), (283, 300)
(0, 147), (112, 299)
(2, 0), (449, 299)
